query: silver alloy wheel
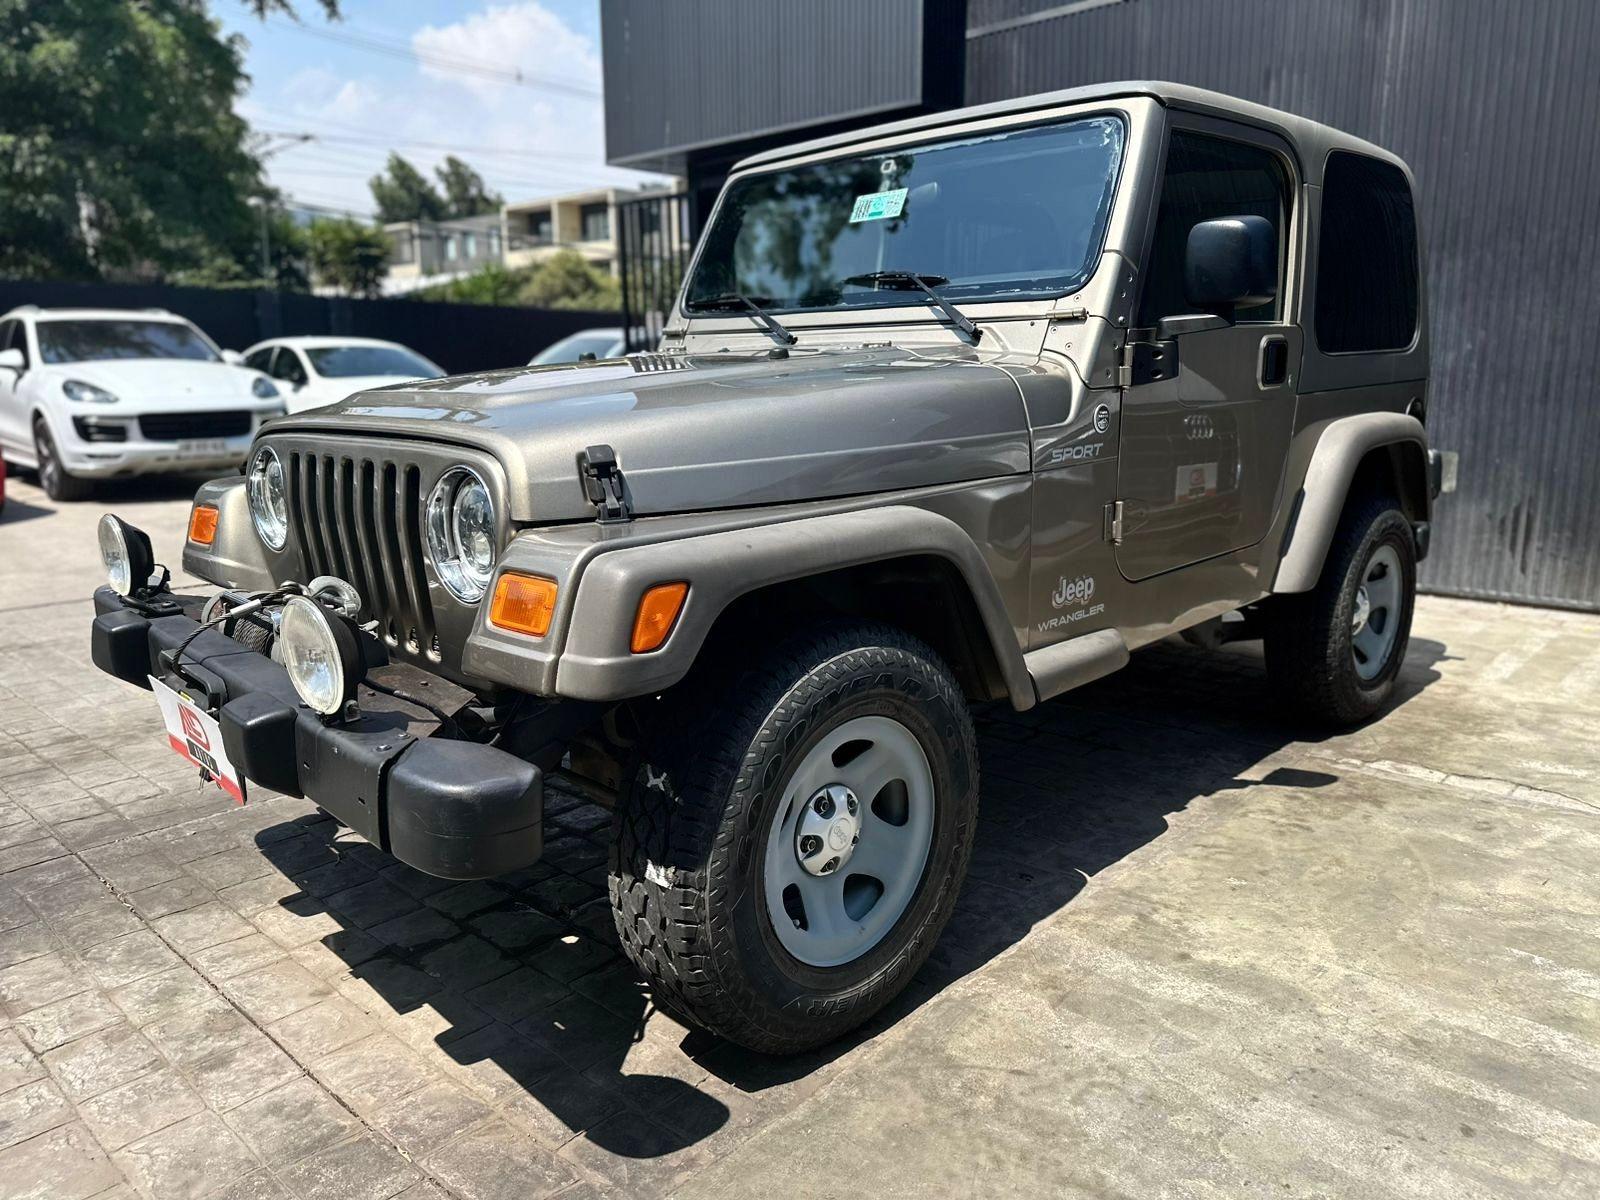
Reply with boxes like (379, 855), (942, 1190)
(762, 715), (935, 968)
(1351, 543), (1403, 681)
(34, 422), (59, 495)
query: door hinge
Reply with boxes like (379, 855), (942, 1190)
(1103, 500), (1125, 544)
(1117, 337), (1177, 388)
(577, 444), (631, 524)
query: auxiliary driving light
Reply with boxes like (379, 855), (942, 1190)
(97, 515), (155, 597)
(278, 596), (362, 717)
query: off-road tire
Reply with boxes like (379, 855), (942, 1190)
(1265, 495), (1416, 724)
(33, 417), (94, 502)
(608, 622), (979, 1054)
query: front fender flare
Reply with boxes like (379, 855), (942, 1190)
(1272, 412), (1429, 594)
(553, 505), (1033, 707)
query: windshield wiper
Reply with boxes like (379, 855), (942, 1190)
(693, 292), (797, 346)
(842, 271), (982, 343)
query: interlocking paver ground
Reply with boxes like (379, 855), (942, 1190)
(0, 472), (1597, 1198)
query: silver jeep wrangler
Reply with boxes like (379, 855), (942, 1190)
(89, 82), (1448, 1053)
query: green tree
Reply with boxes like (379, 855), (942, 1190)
(435, 156), (503, 219)
(307, 218), (388, 298)
(518, 249), (620, 310)
(369, 154), (446, 224)
(411, 252), (621, 311)
(0, 1), (335, 283)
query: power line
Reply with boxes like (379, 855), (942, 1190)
(266, 17), (601, 98)
(258, 127), (608, 166)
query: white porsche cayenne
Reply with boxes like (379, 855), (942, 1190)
(0, 307), (286, 501)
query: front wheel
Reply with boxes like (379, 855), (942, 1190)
(609, 622), (979, 1054)
(34, 417), (94, 502)
(1265, 495), (1416, 724)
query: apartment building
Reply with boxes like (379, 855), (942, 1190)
(383, 213), (504, 293)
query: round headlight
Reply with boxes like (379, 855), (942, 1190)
(247, 446), (288, 551)
(279, 596), (360, 716)
(425, 467), (497, 602)
(97, 514), (153, 597)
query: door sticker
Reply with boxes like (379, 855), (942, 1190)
(1175, 462), (1219, 504)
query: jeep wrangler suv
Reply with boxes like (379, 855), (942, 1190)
(88, 83), (1448, 1054)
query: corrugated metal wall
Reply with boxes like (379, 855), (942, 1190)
(602, 0), (932, 172)
(967, 0), (1600, 610)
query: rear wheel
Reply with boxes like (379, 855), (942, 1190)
(33, 417), (94, 502)
(1265, 495), (1416, 724)
(609, 622), (978, 1054)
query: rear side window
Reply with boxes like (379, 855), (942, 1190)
(1315, 152), (1419, 353)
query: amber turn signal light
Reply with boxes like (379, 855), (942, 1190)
(187, 504), (219, 545)
(489, 572), (558, 637)
(631, 582), (688, 654)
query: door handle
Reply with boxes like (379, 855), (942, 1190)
(1259, 335), (1289, 388)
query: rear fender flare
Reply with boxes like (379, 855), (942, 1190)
(1272, 412), (1429, 594)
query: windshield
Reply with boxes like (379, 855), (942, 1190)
(531, 332), (622, 365)
(685, 115), (1124, 316)
(305, 345), (440, 378)
(37, 319), (219, 364)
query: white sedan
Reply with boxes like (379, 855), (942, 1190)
(0, 306), (285, 501)
(242, 337), (444, 413)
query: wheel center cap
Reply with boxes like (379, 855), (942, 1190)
(1351, 586), (1372, 635)
(795, 784), (860, 876)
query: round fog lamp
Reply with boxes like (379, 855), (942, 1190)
(97, 514), (154, 597)
(279, 596), (362, 716)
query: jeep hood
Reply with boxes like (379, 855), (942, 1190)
(270, 346), (1030, 522)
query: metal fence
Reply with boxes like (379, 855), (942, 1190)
(616, 192), (695, 352)
(0, 279), (616, 375)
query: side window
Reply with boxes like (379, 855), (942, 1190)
(1315, 152), (1418, 353)
(272, 348), (308, 385)
(245, 348), (274, 373)
(1138, 130), (1290, 325)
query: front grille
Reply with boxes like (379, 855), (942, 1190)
(285, 450), (438, 659)
(139, 411), (253, 441)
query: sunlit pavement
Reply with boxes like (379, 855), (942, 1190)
(1, 471), (1596, 1199)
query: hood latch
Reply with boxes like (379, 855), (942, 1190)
(577, 444), (631, 524)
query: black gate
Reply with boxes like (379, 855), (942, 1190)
(617, 191), (695, 352)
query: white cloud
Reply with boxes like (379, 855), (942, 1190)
(247, 3), (666, 217)
(412, 3), (601, 104)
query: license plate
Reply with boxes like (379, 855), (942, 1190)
(149, 676), (247, 803)
(175, 438), (228, 460)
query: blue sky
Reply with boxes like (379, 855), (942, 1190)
(215, 0), (665, 220)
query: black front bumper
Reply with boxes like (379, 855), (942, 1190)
(90, 587), (543, 880)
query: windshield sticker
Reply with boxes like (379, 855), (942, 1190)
(849, 188), (908, 223)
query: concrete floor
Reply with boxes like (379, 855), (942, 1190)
(0, 471), (1596, 1199)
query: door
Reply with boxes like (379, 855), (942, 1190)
(1115, 125), (1300, 582)
(0, 320), (28, 457)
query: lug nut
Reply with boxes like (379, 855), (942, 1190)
(799, 834), (822, 856)
(846, 793), (857, 815)
(851, 835), (859, 845)
(820, 856), (839, 874)
(814, 794), (835, 818)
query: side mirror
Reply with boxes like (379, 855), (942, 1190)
(0, 348), (22, 372)
(1185, 215), (1277, 317)
(221, 349), (244, 365)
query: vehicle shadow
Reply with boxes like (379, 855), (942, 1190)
(250, 632), (1449, 1159)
